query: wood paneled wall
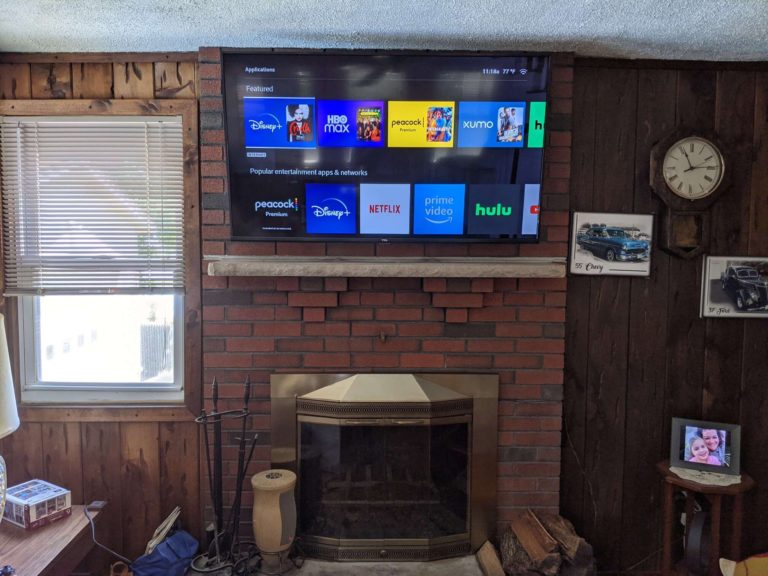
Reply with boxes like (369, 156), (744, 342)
(0, 54), (201, 569)
(564, 60), (768, 572)
(4, 51), (766, 575)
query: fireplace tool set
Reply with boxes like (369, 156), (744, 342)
(190, 377), (262, 575)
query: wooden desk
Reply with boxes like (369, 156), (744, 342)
(0, 505), (100, 576)
(657, 460), (755, 576)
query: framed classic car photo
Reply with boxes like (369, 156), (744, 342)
(569, 212), (653, 276)
(701, 256), (768, 318)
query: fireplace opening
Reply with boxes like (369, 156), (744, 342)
(271, 373), (498, 561)
(299, 420), (470, 541)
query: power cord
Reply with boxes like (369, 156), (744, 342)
(83, 502), (132, 565)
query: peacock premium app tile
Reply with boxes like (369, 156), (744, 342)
(388, 101), (455, 148)
(305, 183), (358, 235)
(413, 184), (465, 235)
(466, 184), (524, 237)
(252, 193), (302, 233)
(317, 100), (385, 147)
(457, 101), (526, 148)
(243, 97), (316, 149)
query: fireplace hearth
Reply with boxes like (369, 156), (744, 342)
(271, 373), (498, 561)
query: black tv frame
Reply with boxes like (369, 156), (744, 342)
(221, 48), (551, 243)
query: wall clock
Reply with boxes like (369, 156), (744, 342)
(650, 129), (730, 259)
(662, 136), (724, 201)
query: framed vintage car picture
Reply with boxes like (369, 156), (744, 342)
(701, 256), (768, 318)
(569, 212), (653, 277)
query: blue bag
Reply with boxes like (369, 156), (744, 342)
(130, 530), (198, 576)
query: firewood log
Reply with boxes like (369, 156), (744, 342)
(536, 511), (594, 568)
(476, 540), (506, 576)
(504, 514), (562, 576)
(500, 525), (536, 575)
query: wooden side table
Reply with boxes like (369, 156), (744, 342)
(0, 505), (101, 575)
(657, 460), (755, 576)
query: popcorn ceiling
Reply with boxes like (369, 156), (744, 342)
(1, 0), (767, 61)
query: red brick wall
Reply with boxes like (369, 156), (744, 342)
(198, 47), (572, 532)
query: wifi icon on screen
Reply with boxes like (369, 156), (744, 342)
(520, 68), (528, 76)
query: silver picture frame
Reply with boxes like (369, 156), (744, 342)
(701, 256), (768, 318)
(569, 211), (653, 277)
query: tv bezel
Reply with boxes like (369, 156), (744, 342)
(670, 417), (741, 476)
(221, 48), (551, 243)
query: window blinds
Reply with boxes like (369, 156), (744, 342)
(0, 116), (185, 294)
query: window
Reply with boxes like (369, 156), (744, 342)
(1, 113), (191, 404)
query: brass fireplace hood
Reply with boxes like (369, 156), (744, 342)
(296, 373), (473, 420)
(301, 373), (467, 403)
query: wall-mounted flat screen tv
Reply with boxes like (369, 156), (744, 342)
(222, 50), (549, 242)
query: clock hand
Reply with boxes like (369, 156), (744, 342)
(680, 147), (694, 170)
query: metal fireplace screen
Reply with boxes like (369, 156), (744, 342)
(271, 373), (498, 562)
(299, 417), (470, 548)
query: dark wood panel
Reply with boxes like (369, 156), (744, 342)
(738, 319), (768, 558)
(181, 97), (203, 416)
(676, 69), (717, 130)
(154, 61), (196, 98)
(739, 71), (768, 558)
(581, 67), (637, 570)
(562, 64), (599, 533)
(113, 62), (154, 99)
(81, 422), (125, 574)
(0, 63), (31, 98)
(568, 60), (768, 573)
(72, 63), (113, 98)
(748, 72), (768, 254)
(702, 71), (755, 420)
(710, 70), (754, 257)
(120, 422), (161, 560)
(3, 422), (44, 484)
(571, 66), (600, 210)
(664, 69), (716, 421)
(577, 58), (768, 72)
(619, 68), (677, 572)
(30, 63), (72, 98)
(748, 73), (768, 254)
(159, 422), (201, 538)
(42, 423), (83, 504)
(592, 68), (638, 213)
(20, 405), (196, 423)
(0, 52), (197, 63)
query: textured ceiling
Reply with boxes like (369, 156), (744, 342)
(1, 0), (767, 61)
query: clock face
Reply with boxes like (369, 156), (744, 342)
(662, 136), (724, 200)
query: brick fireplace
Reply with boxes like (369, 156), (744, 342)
(198, 47), (572, 541)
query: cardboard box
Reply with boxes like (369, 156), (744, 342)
(3, 479), (72, 530)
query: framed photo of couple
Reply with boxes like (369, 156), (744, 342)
(670, 417), (741, 476)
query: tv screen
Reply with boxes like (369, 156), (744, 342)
(222, 50), (549, 242)
(670, 417), (741, 476)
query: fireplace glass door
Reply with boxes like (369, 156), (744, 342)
(298, 417), (470, 544)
